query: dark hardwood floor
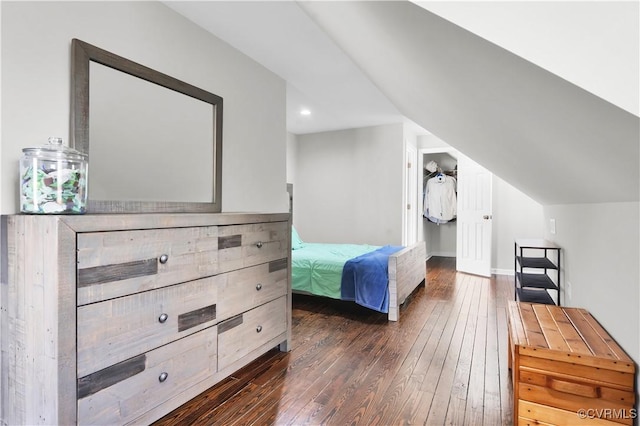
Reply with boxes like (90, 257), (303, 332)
(155, 256), (514, 425)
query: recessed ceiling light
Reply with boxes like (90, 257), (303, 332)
(300, 109), (311, 116)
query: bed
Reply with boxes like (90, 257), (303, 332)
(291, 228), (426, 321)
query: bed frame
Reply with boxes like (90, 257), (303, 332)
(287, 184), (426, 322)
(291, 241), (427, 322)
(386, 241), (427, 321)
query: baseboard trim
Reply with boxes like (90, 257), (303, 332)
(427, 251), (456, 258)
(424, 258), (514, 277)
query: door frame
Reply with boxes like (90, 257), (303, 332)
(403, 144), (418, 246)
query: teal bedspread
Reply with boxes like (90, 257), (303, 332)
(291, 243), (380, 299)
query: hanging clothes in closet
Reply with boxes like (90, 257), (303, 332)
(424, 172), (457, 224)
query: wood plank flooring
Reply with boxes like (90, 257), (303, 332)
(155, 256), (514, 425)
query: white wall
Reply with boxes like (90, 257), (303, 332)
(491, 174), (545, 274)
(544, 202), (640, 395)
(294, 123), (404, 246)
(1, 1), (288, 214)
(417, 134), (451, 151)
(286, 132), (298, 185)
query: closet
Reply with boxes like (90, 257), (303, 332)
(421, 151), (458, 257)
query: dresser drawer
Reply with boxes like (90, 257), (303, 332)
(77, 327), (217, 426)
(217, 258), (288, 321)
(218, 296), (287, 370)
(218, 221), (288, 272)
(77, 226), (219, 305)
(77, 276), (219, 377)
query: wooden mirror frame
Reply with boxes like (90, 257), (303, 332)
(70, 38), (223, 213)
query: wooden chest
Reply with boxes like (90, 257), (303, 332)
(1, 213), (291, 425)
(507, 301), (636, 426)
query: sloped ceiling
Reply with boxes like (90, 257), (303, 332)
(416, 1), (639, 117)
(297, 1), (639, 205)
(165, 1), (639, 206)
(164, 1), (411, 135)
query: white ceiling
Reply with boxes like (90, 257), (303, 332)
(417, 1), (639, 117)
(164, 1), (417, 135)
(164, 1), (638, 136)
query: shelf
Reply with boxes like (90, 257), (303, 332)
(516, 256), (558, 269)
(515, 239), (560, 249)
(516, 287), (555, 305)
(516, 272), (558, 290)
(514, 239), (561, 306)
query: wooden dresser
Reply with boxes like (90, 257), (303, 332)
(1, 213), (291, 425)
(507, 301), (636, 425)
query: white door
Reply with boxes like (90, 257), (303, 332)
(456, 153), (493, 277)
(404, 145), (418, 246)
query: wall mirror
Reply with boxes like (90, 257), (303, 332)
(71, 38), (223, 213)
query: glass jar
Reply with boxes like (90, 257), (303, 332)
(20, 137), (88, 214)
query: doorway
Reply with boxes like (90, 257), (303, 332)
(420, 150), (458, 257)
(417, 148), (493, 277)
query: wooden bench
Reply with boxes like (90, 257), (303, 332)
(507, 301), (636, 425)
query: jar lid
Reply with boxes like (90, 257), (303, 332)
(22, 137), (88, 161)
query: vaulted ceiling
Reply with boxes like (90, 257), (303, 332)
(164, 1), (409, 135)
(165, 1), (639, 206)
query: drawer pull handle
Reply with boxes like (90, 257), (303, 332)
(158, 313), (169, 323)
(159, 254), (169, 264)
(256, 241), (263, 249)
(158, 372), (168, 383)
(547, 377), (600, 398)
(256, 325), (263, 333)
(256, 283), (262, 291)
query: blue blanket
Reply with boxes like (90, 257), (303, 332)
(340, 245), (404, 313)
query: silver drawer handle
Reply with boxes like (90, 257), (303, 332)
(158, 372), (168, 383)
(256, 283), (262, 291)
(256, 241), (263, 249)
(256, 325), (263, 333)
(159, 254), (169, 264)
(158, 313), (169, 323)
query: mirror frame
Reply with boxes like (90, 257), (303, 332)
(71, 38), (223, 213)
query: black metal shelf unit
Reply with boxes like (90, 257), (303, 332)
(514, 239), (561, 306)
